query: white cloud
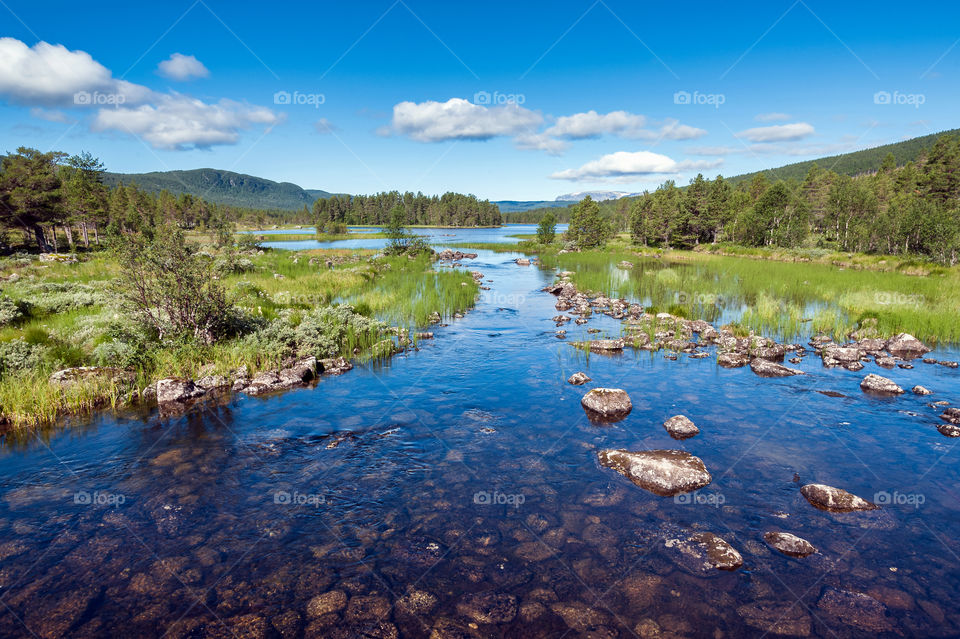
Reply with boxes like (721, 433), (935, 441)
(544, 110), (648, 139)
(0, 37), (115, 105)
(551, 151), (721, 183)
(687, 145), (739, 156)
(656, 118), (707, 141)
(736, 122), (815, 142)
(29, 107), (73, 123)
(157, 53), (209, 81)
(754, 112), (791, 122)
(513, 132), (569, 155)
(390, 98), (541, 142)
(93, 94), (281, 150)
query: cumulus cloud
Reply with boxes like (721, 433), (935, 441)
(550, 151), (721, 183)
(736, 122), (815, 143)
(656, 118), (707, 141)
(0, 38), (279, 149)
(389, 98), (541, 142)
(0, 37), (116, 105)
(544, 110), (647, 139)
(93, 94), (281, 150)
(754, 112), (791, 122)
(157, 53), (209, 81)
(514, 132), (569, 155)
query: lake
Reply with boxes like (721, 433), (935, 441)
(0, 228), (957, 638)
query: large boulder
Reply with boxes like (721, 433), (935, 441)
(751, 344), (786, 362)
(750, 358), (804, 378)
(860, 374), (903, 395)
(800, 483), (877, 512)
(940, 408), (960, 425)
(156, 378), (205, 404)
(764, 531), (817, 558)
(581, 388), (632, 421)
(587, 338), (625, 353)
(663, 415), (699, 440)
(885, 333), (930, 358)
(597, 449), (712, 497)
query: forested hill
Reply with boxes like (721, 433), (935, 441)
(728, 128), (960, 185)
(102, 168), (332, 211)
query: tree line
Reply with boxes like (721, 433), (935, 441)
(0, 147), (310, 252)
(532, 134), (960, 265)
(314, 191), (502, 230)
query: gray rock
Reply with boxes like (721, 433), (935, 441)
(800, 483), (878, 512)
(49, 366), (134, 387)
(750, 358), (804, 378)
(598, 449), (712, 497)
(320, 357), (353, 375)
(588, 338), (625, 353)
(940, 407), (960, 425)
(156, 378), (205, 404)
(752, 344), (786, 362)
(937, 423), (960, 437)
(718, 352), (750, 368)
(581, 388), (632, 421)
(665, 531), (743, 571)
(195, 375), (230, 390)
(912, 385), (933, 396)
(860, 374), (903, 395)
(885, 333), (930, 358)
(663, 415), (699, 439)
(567, 371), (591, 385)
(764, 531), (817, 557)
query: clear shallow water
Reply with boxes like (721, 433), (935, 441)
(1, 234), (959, 638)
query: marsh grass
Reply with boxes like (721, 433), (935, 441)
(539, 246), (960, 345)
(0, 246), (477, 428)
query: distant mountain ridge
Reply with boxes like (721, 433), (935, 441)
(102, 168), (333, 210)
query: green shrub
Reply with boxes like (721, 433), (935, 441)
(0, 339), (44, 375)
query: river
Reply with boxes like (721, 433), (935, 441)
(0, 228), (957, 638)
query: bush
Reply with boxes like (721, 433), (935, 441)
(19, 282), (106, 314)
(0, 295), (27, 326)
(91, 339), (139, 368)
(246, 305), (385, 360)
(0, 339), (43, 375)
(116, 230), (237, 344)
(537, 212), (556, 244)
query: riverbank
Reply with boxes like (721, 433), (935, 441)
(0, 245), (478, 428)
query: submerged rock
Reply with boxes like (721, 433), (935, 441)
(456, 592), (518, 624)
(663, 415), (699, 439)
(581, 388), (632, 421)
(750, 358), (804, 378)
(737, 601), (812, 636)
(937, 423), (960, 437)
(597, 449), (712, 496)
(567, 371), (591, 385)
(860, 374), (903, 395)
(764, 531), (817, 557)
(665, 531), (743, 571)
(800, 483), (878, 512)
(817, 588), (893, 633)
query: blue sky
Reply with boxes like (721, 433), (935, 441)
(1, 1), (958, 200)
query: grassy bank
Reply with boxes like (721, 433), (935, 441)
(0, 246), (477, 428)
(534, 241), (959, 345)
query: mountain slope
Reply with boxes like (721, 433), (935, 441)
(727, 128), (960, 184)
(102, 168), (329, 210)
